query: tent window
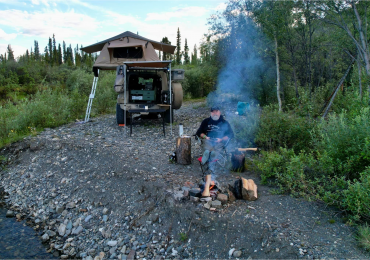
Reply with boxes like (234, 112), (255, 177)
(113, 47), (143, 59)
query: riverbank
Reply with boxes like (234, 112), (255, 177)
(0, 101), (368, 259)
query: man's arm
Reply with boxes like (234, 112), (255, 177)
(195, 119), (210, 139)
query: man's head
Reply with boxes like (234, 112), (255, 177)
(210, 106), (221, 121)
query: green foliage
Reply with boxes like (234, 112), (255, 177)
(312, 107), (370, 179)
(357, 224), (370, 251)
(179, 232), (188, 242)
(228, 105), (260, 148)
(255, 106), (314, 152)
(255, 107), (370, 222)
(182, 63), (218, 98)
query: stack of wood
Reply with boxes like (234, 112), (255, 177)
(230, 177), (257, 201)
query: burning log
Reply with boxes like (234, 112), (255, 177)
(202, 174), (212, 197)
(241, 178), (258, 201)
(176, 136), (191, 165)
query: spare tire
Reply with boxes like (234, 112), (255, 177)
(172, 82), (183, 109)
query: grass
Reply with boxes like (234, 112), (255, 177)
(179, 232), (188, 242)
(358, 224), (370, 251)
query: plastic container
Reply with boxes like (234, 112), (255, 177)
(171, 69), (185, 81)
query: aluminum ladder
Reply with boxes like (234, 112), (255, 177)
(84, 71), (99, 122)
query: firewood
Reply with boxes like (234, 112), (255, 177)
(237, 148), (258, 152)
(241, 178), (258, 201)
(202, 174), (212, 197)
(176, 136), (191, 165)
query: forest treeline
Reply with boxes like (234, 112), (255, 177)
(0, 0), (369, 244)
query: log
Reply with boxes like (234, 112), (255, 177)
(202, 174), (212, 197)
(241, 178), (258, 201)
(176, 136), (191, 165)
(237, 148), (258, 152)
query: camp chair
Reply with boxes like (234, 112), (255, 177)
(194, 135), (232, 177)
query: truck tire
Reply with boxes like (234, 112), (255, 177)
(172, 83), (183, 109)
(116, 104), (131, 125)
(164, 108), (174, 123)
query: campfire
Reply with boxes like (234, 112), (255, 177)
(172, 175), (258, 211)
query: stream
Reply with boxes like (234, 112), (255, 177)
(0, 207), (56, 259)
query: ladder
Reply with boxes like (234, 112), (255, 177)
(84, 72), (99, 122)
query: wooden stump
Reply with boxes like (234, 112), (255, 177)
(176, 136), (191, 165)
(241, 177), (258, 201)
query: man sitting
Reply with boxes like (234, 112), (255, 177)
(196, 106), (234, 165)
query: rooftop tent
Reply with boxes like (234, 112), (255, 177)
(81, 31), (176, 71)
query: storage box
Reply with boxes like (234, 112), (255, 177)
(171, 69), (185, 81)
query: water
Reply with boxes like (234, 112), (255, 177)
(0, 207), (56, 259)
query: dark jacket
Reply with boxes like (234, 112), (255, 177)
(196, 115), (234, 139)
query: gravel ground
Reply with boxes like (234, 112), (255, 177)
(0, 100), (368, 259)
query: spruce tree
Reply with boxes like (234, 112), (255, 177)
(62, 41), (67, 63)
(161, 37), (171, 60)
(175, 28), (182, 65)
(183, 38), (189, 64)
(191, 44), (198, 65)
(7, 45), (15, 61)
(34, 40), (40, 60)
(58, 44), (62, 65)
(44, 46), (49, 64)
(48, 37), (53, 64)
(52, 34), (57, 64)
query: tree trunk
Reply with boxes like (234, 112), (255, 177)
(274, 34), (282, 112)
(357, 53), (362, 98)
(176, 136), (191, 165)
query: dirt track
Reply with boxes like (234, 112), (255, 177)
(0, 101), (368, 259)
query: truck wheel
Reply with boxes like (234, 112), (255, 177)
(164, 109), (174, 123)
(172, 83), (183, 109)
(116, 104), (131, 125)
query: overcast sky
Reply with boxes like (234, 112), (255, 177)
(0, 0), (227, 59)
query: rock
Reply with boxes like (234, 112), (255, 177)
(103, 215), (108, 222)
(61, 210), (68, 217)
(66, 221), (73, 230)
(16, 214), (22, 220)
(217, 193), (228, 204)
(103, 208), (109, 214)
(86, 256), (93, 260)
(41, 233), (50, 242)
(47, 230), (56, 237)
(120, 245), (126, 254)
(73, 218), (80, 227)
(203, 202), (211, 209)
(58, 223), (66, 236)
(66, 202), (75, 209)
(6, 210), (15, 218)
(107, 241), (117, 247)
(189, 188), (201, 197)
(72, 226), (83, 235)
(127, 249), (135, 260)
(233, 250), (242, 257)
(229, 248), (235, 257)
(85, 215), (92, 222)
(56, 205), (64, 214)
(190, 196), (199, 202)
(211, 200), (222, 208)
(227, 189), (236, 202)
(60, 255), (69, 259)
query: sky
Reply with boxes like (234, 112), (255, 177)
(0, 0), (227, 59)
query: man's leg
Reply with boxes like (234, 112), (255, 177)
(201, 139), (214, 165)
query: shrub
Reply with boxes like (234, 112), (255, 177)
(312, 107), (370, 179)
(357, 224), (370, 251)
(255, 107), (314, 152)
